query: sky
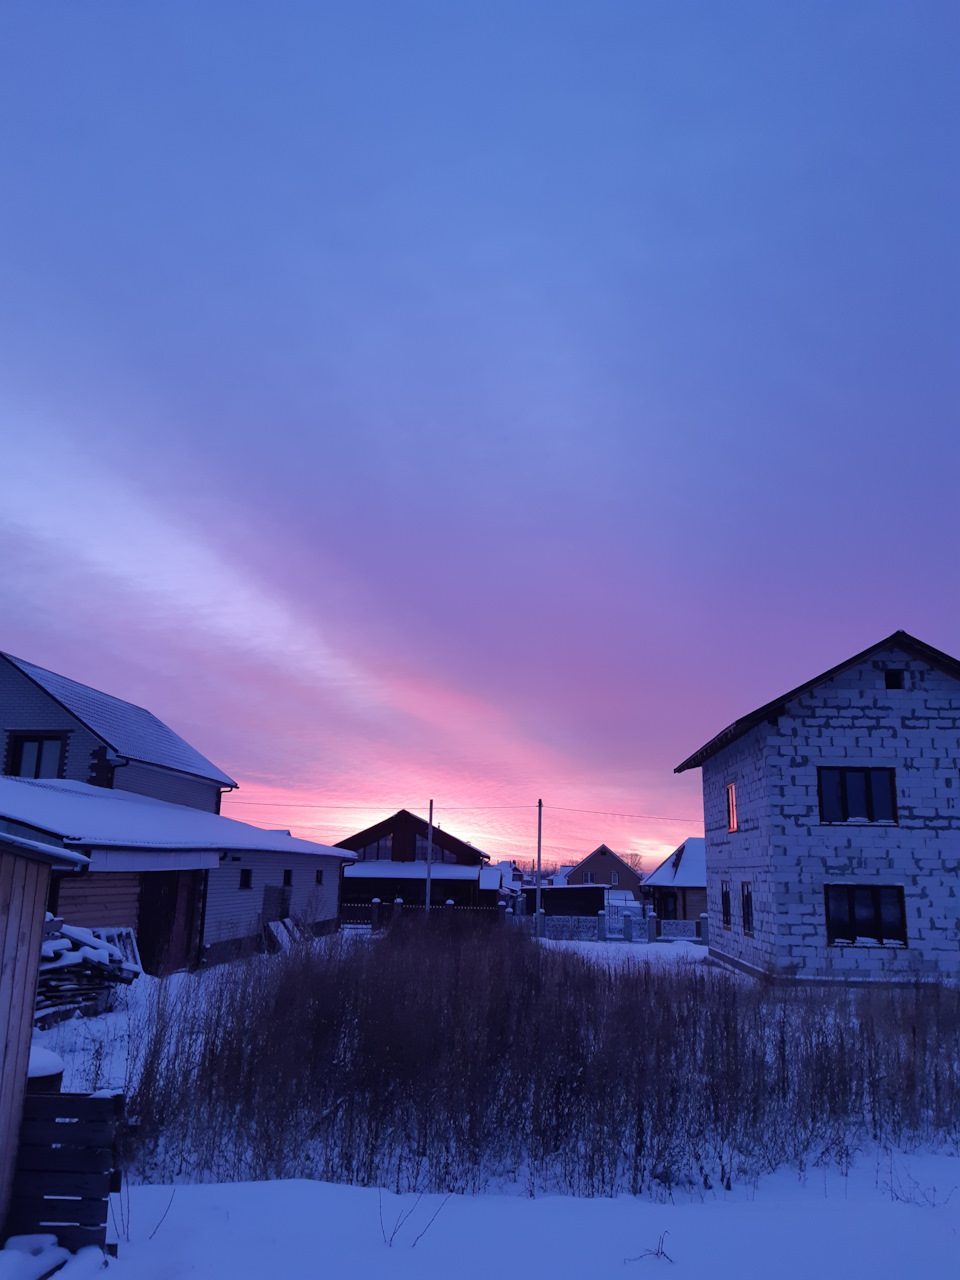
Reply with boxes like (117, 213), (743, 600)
(0, 2), (957, 866)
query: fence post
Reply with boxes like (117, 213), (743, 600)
(498, 899), (506, 924)
(647, 912), (658, 944)
(537, 908), (546, 938)
(371, 898), (381, 930)
(622, 912), (633, 943)
(445, 899), (455, 918)
(598, 909), (606, 942)
(699, 912), (709, 947)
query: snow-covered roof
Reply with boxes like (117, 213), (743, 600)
(344, 861), (481, 881)
(0, 777), (349, 859)
(0, 828), (89, 869)
(2, 652), (237, 788)
(643, 838), (706, 889)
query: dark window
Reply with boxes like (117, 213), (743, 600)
(583, 871), (595, 884)
(282, 869), (293, 887)
(721, 880), (731, 929)
(885, 669), (904, 690)
(824, 884), (907, 946)
(818, 768), (897, 823)
(8, 735), (64, 779)
(661, 892), (677, 920)
(611, 870), (619, 886)
(239, 868), (252, 890)
(315, 869), (324, 886)
(726, 783), (738, 832)
(741, 882), (754, 935)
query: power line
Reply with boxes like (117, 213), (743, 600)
(223, 798), (699, 823)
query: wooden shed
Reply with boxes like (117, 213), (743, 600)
(0, 832), (86, 1232)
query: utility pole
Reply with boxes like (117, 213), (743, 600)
(535, 798), (542, 927)
(425, 799), (434, 910)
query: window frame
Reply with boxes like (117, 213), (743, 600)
(6, 732), (68, 780)
(726, 782), (738, 833)
(720, 880), (731, 929)
(817, 767), (898, 825)
(823, 883), (907, 946)
(740, 881), (754, 936)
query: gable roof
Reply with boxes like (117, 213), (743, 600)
(643, 838), (706, 889)
(0, 776), (348, 858)
(2, 652), (236, 788)
(674, 631), (960, 774)
(572, 844), (641, 878)
(334, 809), (488, 865)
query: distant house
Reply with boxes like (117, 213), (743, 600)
(675, 630), (960, 981)
(642, 838), (706, 921)
(566, 845), (643, 899)
(336, 810), (489, 907)
(0, 653), (350, 970)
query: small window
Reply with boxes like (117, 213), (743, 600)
(824, 883), (906, 946)
(239, 868), (252, 890)
(8, 735), (64, 779)
(741, 882), (754, 935)
(611, 870), (619, 886)
(282, 869), (293, 888)
(818, 768), (897, 824)
(583, 871), (595, 884)
(721, 880), (731, 929)
(885, 669), (904, 690)
(726, 782), (738, 832)
(315, 869), (324, 886)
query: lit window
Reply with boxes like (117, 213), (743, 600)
(824, 884), (906, 946)
(726, 783), (738, 832)
(818, 768), (897, 824)
(721, 880), (731, 929)
(741, 882), (754, 935)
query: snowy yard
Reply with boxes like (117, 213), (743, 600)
(96, 1158), (959, 1279)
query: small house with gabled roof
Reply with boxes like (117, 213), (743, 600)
(675, 630), (960, 982)
(566, 844), (643, 899)
(643, 838), (706, 922)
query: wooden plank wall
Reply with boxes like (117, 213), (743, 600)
(56, 872), (141, 930)
(0, 849), (50, 1229)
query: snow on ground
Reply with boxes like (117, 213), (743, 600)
(101, 1156), (960, 1280)
(540, 937), (710, 967)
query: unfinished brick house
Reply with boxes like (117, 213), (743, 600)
(675, 631), (960, 982)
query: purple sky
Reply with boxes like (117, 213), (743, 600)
(1, 3), (957, 865)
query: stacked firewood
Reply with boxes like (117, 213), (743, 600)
(35, 914), (142, 1027)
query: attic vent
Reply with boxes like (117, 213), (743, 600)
(885, 670), (905, 690)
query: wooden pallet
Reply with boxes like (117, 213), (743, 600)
(4, 1093), (124, 1254)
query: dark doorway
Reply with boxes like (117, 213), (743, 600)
(137, 871), (204, 974)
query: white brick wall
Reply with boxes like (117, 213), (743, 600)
(703, 648), (960, 980)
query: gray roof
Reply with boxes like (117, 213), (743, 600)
(643, 838), (706, 889)
(3, 653), (236, 788)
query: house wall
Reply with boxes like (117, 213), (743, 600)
(55, 871), (141, 929)
(703, 721), (777, 975)
(202, 850), (341, 949)
(112, 761), (221, 812)
(651, 885), (707, 921)
(766, 652), (960, 980)
(0, 848), (50, 1231)
(566, 849), (643, 897)
(0, 661), (102, 784)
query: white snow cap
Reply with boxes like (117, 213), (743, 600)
(643, 837), (706, 888)
(0, 776), (350, 859)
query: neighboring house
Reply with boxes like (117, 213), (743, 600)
(675, 630), (960, 982)
(0, 831), (86, 1229)
(642, 838), (706, 921)
(337, 810), (489, 907)
(0, 777), (351, 970)
(566, 845), (643, 899)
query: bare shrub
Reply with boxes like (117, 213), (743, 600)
(125, 920), (960, 1195)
